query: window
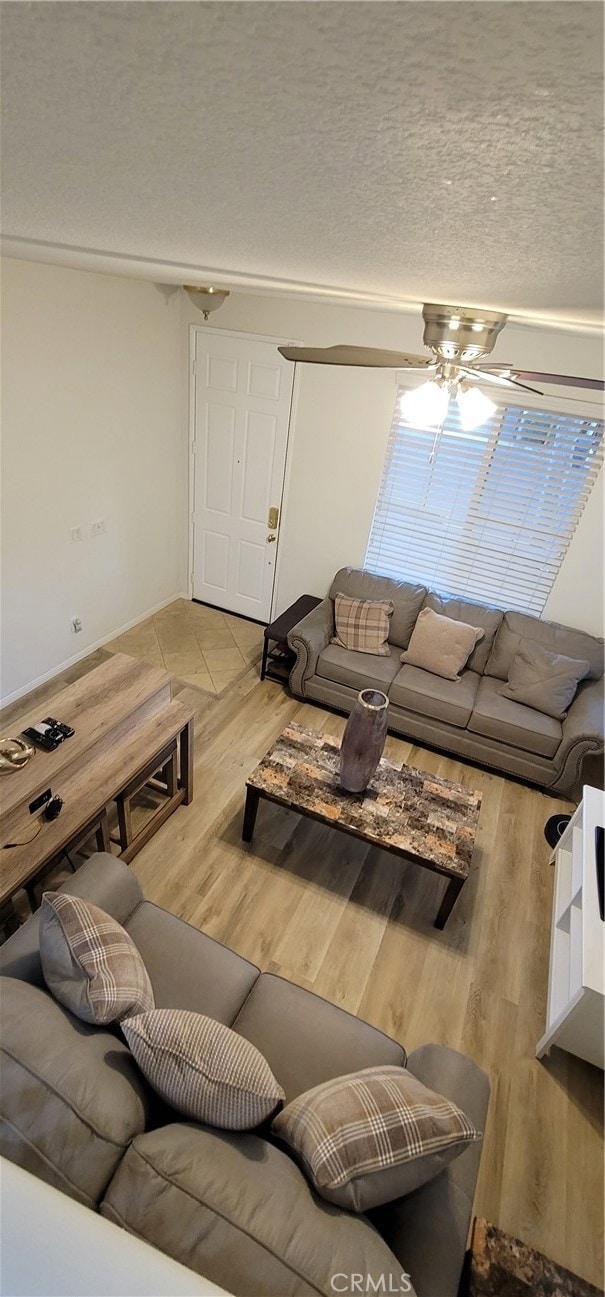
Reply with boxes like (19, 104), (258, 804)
(365, 390), (604, 615)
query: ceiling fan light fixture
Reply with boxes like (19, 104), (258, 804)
(457, 385), (497, 431)
(401, 380), (449, 429)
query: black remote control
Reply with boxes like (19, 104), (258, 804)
(23, 724), (63, 752)
(43, 717), (75, 739)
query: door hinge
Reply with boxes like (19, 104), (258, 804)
(191, 441), (197, 455)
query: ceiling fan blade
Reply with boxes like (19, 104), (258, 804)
(457, 365), (543, 396)
(278, 345), (434, 369)
(476, 366), (605, 392)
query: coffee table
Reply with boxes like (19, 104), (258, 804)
(242, 722), (482, 928)
(463, 1218), (602, 1296)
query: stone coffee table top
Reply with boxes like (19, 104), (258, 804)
(465, 1218), (603, 1296)
(247, 721), (482, 879)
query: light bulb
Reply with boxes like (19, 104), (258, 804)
(456, 386), (497, 431)
(400, 381), (450, 429)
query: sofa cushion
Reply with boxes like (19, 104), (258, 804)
(122, 1008), (284, 1130)
(485, 611), (604, 682)
(39, 893), (154, 1026)
(317, 642), (401, 693)
(125, 901), (259, 1024)
(0, 978), (149, 1208)
(389, 665), (480, 728)
(329, 567), (426, 650)
(101, 1123), (410, 1297)
(400, 608), (484, 681)
(468, 677), (562, 758)
(232, 973), (406, 1103)
(500, 640), (591, 719)
(424, 592), (504, 674)
(272, 1064), (481, 1214)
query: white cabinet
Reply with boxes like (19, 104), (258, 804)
(536, 786), (604, 1070)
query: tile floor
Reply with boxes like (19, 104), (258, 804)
(105, 599), (264, 694)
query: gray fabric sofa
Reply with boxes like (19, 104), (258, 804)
(0, 854), (489, 1297)
(288, 567), (605, 798)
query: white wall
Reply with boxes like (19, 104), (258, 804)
(1, 260), (601, 707)
(182, 293), (605, 635)
(543, 464), (603, 632)
(1, 259), (185, 702)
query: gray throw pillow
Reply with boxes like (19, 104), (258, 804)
(499, 639), (591, 719)
(122, 1008), (285, 1130)
(272, 1065), (481, 1212)
(400, 607), (484, 681)
(39, 892), (154, 1026)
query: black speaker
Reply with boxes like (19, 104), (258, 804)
(544, 813), (571, 849)
(43, 796), (64, 822)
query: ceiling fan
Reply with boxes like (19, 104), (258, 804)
(278, 303), (604, 432)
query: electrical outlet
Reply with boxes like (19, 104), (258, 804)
(71, 616), (83, 634)
(91, 519), (106, 536)
(69, 526), (82, 544)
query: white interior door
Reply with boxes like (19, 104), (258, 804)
(191, 329), (295, 621)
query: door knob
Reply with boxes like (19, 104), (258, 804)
(267, 534), (277, 543)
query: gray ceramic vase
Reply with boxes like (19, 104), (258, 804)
(339, 689), (389, 794)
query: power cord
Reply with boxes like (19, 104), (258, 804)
(3, 822), (44, 849)
(2, 796), (63, 849)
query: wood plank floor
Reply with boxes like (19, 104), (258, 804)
(2, 636), (603, 1288)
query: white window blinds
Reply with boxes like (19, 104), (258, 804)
(365, 391), (604, 615)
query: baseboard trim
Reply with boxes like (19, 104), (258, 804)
(0, 593), (189, 708)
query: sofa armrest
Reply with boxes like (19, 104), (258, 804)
(552, 678), (605, 797)
(287, 597), (334, 695)
(0, 853), (144, 986)
(369, 1045), (490, 1297)
(547, 679), (605, 788)
(561, 677), (605, 747)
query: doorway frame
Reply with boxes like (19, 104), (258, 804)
(188, 324), (302, 622)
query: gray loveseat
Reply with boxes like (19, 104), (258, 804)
(0, 854), (489, 1297)
(288, 568), (605, 798)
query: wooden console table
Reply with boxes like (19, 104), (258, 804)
(0, 654), (193, 917)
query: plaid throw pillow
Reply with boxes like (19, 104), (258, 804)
(332, 594), (394, 656)
(272, 1065), (481, 1212)
(39, 892), (154, 1026)
(122, 1009), (285, 1130)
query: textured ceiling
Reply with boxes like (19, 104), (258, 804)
(1, 1), (603, 325)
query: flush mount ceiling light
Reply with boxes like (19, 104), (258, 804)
(183, 285), (230, 320)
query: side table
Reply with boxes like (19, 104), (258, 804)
(261, 595), (322, 683)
